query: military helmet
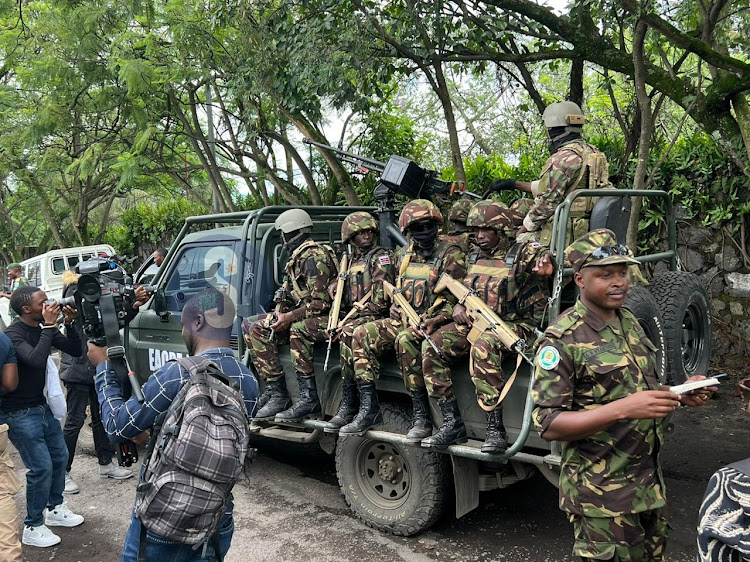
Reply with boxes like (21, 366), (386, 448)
(565, 228), (640, 272)
(275, 209), (313, 234)
(448, 198), (475, 225)
(398, 199), (443, 232)
(341, 211), (378, 243)
(542, 101), (585, 129)
(466, 200), (513, 233)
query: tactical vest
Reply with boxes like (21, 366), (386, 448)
(397, 241), (458, 315)
(464, 244), (523, 319)
(440, 232), (472, 254)
(345, 247), (390, 308)
(286, 239), (338, 302)
(538, 140), (610, 246)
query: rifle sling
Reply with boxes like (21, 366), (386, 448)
(472, 350), (524, 412)
(336, 289), (373, 329)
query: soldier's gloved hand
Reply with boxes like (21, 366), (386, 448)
(453, 304), (471, 326)
(482, 178), (517, 199)
(389, 303), (401, 321)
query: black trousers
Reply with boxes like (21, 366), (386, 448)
(63, 382), (114, 471)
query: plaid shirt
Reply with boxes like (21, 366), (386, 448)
(95, 348), (258, 442)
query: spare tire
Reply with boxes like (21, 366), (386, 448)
(649, 272), (712, 384)
(624, 285), (667, 384)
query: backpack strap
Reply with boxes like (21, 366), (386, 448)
(172, 356), (239, 391)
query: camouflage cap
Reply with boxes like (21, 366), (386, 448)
(466, 200), (513, 233)
(565, 228), (640, 272)
(342, 211), (378, 243)
(7, 263), (21, 270)
(399, 199), (443, 232)
(448, 197), (475, 224)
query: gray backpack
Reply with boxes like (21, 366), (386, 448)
(134, 356), (250, 552)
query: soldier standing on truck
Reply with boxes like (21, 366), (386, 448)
(1, 264), (29, 324)
(532, 229), (716, 562)
(421, 200), (549, 452)
(484, 101), (609, 245)
(321, 212), (395, 433)
(242, 209), (338, 423)
(442, 197), (476, 253)
(341, 200), (466, 439)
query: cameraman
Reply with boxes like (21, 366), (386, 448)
(59, 268), (147, 494)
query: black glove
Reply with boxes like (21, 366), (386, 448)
(482, 178), (517, 199)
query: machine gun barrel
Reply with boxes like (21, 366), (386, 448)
(303, 139), (386, 173)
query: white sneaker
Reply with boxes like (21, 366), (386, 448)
(45, 503), (84, 528)
(22, 524), (61, 547)
(63, 472), (80, 494)
(98, 462), (133, 480)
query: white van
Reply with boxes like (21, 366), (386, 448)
(0, 244), (115, 326)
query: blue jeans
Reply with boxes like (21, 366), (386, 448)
(120, 510), (235, 562)
(0, 404), (68, 526)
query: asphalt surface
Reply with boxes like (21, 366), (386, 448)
(12, 383), (750, 561)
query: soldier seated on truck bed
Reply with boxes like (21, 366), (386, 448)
(242, 209), (338, 425)
(441, 197), (476, 253)
(422, 201), (550, 452)
(321, 212), (395, 433)
(342, 200), (466, 440)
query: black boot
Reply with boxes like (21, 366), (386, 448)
(254, 378), (292, 420)
(339, 383), (383, 436)
(421, 398), (467, 449)
(481, 407), (508, 453)
(275, 374), (322, 422)
(405, 390), (433, 443)
(322, 379), (359, 433)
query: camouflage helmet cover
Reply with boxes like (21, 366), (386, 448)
(341, 211), (378, 243)
(447, 197), (475, 224)
(398, 199), (443, 232)
(466, 200), (513, 233)
(565, 228), (640, 272)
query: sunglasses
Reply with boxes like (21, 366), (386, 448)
(581, 244), (630, 268)
(410, 222), (436, 233)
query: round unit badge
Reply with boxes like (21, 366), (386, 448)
(538, 346), (560, 370)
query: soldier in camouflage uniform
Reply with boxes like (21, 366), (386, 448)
(531, 229), (716, 561)
(321, 212), (395, 433)
(341, 200), (466, 438)
(485, 102), (609, 245)
(1, 264), (29, 324)
(422, 201), (549, 451)
(442, 197), (475, 253)
(241, 209), (337, 423)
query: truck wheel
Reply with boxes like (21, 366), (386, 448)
(335, 402), (448, 536)
(625, 286), (667, 384)
(649, 272), (712, 384)
(75, 407), (97, 456)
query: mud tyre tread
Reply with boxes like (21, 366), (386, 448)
(624, 285), (668, 384)
(335, 402), (448, 536)
(649, 272), (712, 384)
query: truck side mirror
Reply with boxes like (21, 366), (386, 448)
(153, 288), (170, 322)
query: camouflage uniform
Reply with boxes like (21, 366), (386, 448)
(352, 239), (465, 391)
(7, 274), (28, 324)
(442, 197), (476, 253)
(243, 238), (337, 381)
(519, 139), (606, 245)
(532, 230), (667, 561)
(425, 203), (548, 409)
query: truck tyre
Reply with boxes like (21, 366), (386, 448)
(649, 272), (712, 384)
(335, 402), (448, 536)
(75, 408), (97, 456)
(624, 285), (667, 384)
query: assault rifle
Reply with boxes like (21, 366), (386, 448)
(434, 273), (533, 365)
(266, 278), (290, 342)
(383, 280), (442, 357)
(324, 254), (348, 372)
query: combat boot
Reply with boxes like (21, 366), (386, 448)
(481, 407), (508, 454)
(253, 378), (292, 420)
(421, 398), (467, 449)
(339, 383), (382, 436)
(275, 374), (322, 422)
(405, 389), (433, 443)
(322, 379), (358, 433)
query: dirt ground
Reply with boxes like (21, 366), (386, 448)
(10, 368), (750, 562)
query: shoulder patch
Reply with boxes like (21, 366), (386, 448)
(378, 255), (391, 265)
(538, 346), (561, 370)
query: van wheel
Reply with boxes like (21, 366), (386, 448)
(335, 402), (448, 536)
(625, 286), (668, 384)
(649, 272), (712, 384)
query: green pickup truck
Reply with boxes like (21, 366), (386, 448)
(119, 188), (711, 537)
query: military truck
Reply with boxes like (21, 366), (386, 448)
(121, 157), (711, 536)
